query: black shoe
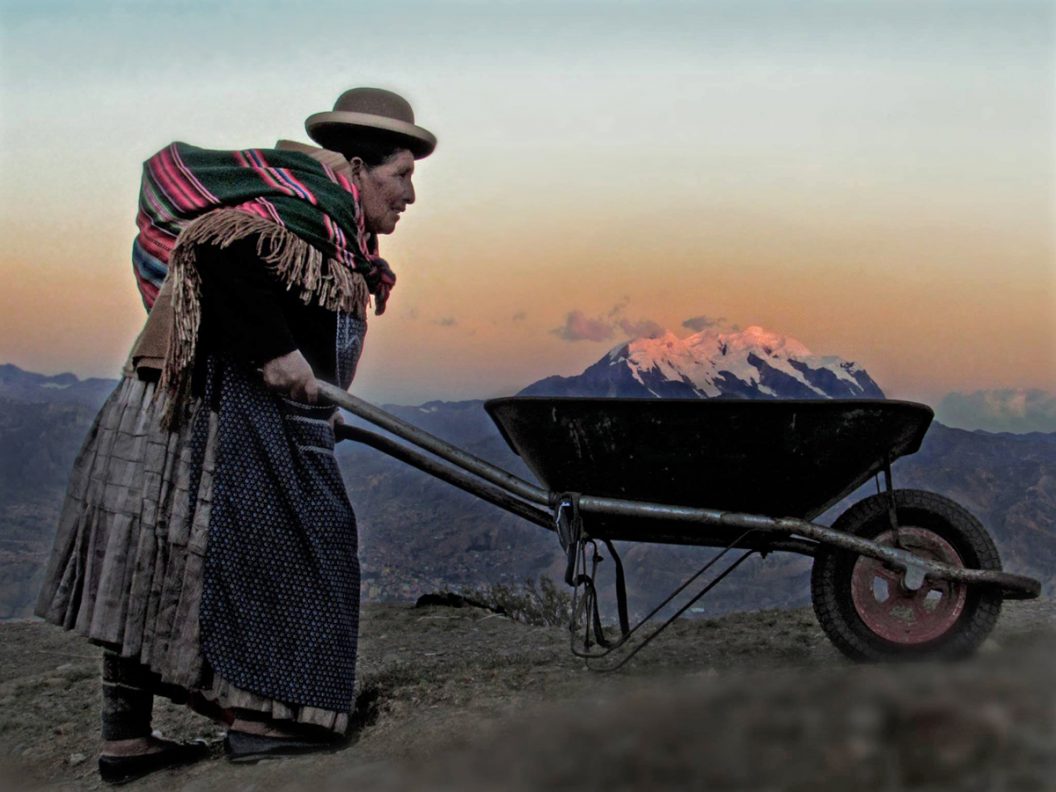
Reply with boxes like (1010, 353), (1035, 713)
(98, 738), (211, 785)
(224, 730), (345, 763)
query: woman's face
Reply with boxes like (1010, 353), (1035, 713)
(356, 149), (416, 235)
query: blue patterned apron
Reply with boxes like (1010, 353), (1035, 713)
(197, 314), (366, 711)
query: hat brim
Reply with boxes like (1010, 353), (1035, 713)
(305, 111), (436, 160)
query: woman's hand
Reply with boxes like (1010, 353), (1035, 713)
(260, 350), (317, 403)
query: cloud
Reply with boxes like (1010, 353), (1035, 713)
(607, 297), (630, 318)
(618, 318), (664, 338)
(553, 304), (667, 342)
(551, 310), (614, 342)
(682, 315), (723, 332)
(935, 389), (1056, 433)
(552, 306), (664, 342)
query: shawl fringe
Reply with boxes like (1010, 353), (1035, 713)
(158, 209), (369, 427)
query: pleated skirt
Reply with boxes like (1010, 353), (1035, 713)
(35, 375), (350, 732)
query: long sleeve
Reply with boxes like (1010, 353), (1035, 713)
(194, 234), (338, 382)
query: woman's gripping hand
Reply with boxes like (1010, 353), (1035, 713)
(261, 349), (318, 403)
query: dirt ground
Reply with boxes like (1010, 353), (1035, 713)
(1, 597), (1053, 791)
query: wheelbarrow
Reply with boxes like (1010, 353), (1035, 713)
(319, 382), (1041, 665)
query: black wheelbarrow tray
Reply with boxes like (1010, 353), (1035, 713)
(320, 382), (1041, 664)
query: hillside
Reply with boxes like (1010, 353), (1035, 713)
(1, 597), (1052, 790)
(0, 396), (97, 619)
(1, 362), (1053, 620)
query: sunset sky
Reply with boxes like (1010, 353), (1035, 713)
(1, 1), (1053, 420)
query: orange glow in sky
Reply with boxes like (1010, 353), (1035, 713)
(1, 1), (1052, 406)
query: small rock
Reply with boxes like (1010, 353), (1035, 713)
(68, 753), (87, 767)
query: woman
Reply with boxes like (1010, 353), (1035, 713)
(35, 87), (435, 783)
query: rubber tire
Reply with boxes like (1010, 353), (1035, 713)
(811, 489), (1002, 661)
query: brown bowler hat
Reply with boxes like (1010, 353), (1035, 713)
(306, 87), (436, 160)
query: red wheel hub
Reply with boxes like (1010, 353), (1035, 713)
(850, 527), (968, 644)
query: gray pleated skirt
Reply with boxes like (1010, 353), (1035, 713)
(35, 375), (350, 732)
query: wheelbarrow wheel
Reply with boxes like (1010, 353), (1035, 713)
(811, 489), (1002, 661)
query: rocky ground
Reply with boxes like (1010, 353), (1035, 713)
(1, 597), (1053, 791)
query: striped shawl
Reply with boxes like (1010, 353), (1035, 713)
(131, 142), (394, 423)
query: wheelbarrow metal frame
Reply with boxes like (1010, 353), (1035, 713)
(320, 381), (1040, 601)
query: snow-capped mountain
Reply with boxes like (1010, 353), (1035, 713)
(521, 326), (884, 399)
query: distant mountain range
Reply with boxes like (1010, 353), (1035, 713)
(0, 364), (115, 410)
(1, 326), (1053, 621)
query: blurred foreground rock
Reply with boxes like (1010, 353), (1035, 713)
(1, 599), (1053, 791)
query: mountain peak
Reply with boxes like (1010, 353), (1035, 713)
(523, 324), (883, 400)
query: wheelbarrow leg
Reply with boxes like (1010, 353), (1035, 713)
(555, 497), (630, 644)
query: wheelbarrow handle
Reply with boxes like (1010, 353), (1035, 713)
(336, 423), (554, 531)
(316, 380), (551, 507)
